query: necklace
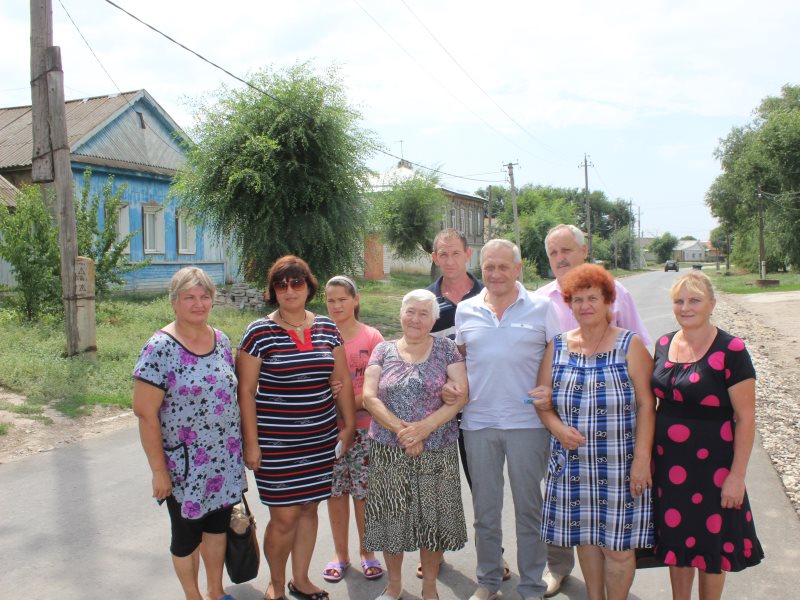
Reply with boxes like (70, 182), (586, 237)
(580, 322), (610, 356)
(278, 309), (307, 332)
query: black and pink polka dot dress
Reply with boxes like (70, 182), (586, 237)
(651, 329), (764, 573)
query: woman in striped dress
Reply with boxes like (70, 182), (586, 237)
(238, 255), (356, 600)
(533, 264), (656, 600)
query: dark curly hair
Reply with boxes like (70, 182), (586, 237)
(561, 263), (616, 305)
(265, 255), (319, 306)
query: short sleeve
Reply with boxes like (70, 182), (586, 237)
(442, 337), (465, 365)
(132, 332), (169, 390)
(724, 335), (756, 387)
(367, 341), (390, 368)
(239, 319), (268, 358)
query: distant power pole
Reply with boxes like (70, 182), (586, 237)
(504, 162), (521, 278)
(757, 187), (766, 279)
(580, 154), (594, 261)
(486, 185), (493, 242)
(629, 199), (634, 269)
(31, 0), (81, 356)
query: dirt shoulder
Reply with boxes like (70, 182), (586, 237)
(1, 290), (798, 517)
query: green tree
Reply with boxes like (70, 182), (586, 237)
(650, 232), (679, 263)
(680, 235), (697, 240)
(172, 63), (377, 286)
(0, 186), (61, 319)
(75, 169), (142, 296)
(373, 172), (446, 263)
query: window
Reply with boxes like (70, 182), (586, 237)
(142, 204), (164, 254)
(460, 208), (466, 233)
(117, 203), (130, 254)
(467, 208), (473, 236)
(177, 211), (197, 255)
(450, 208), (456, 229)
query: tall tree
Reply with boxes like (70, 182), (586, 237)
(172, 63), (377, 285)
(373, 171), (446, 262)
(650, 232), (679, 263)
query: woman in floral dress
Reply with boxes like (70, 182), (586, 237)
(133, 267), (260, 600)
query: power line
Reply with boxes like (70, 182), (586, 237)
(398, 0), (570, 164)
(100, 0), (504, 184)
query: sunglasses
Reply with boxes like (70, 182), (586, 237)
(273, 277), (307, 291)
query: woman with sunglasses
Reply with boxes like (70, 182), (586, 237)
(238, 256), (356, 600)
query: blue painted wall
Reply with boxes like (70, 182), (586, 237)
(71, 163), (228, 291)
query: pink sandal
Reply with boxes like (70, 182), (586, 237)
(361, 558), (385, 580)
(322, 560), (350, 582)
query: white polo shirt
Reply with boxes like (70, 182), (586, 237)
(455, 281), (560, 430)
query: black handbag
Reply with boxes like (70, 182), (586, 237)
(225, 495), (260, 584)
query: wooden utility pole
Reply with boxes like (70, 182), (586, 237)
(757, 187), (766, 280)
(31, 0), (81, 356)
(486, 185), (493, 242)
(504, 161), (522, 281)
(580, 154), (593, 261)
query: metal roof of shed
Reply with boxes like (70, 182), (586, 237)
(0, 174), (16, 207)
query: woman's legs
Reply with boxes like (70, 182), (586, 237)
(171, 549), (203, 600)
(697, 571), (726, 600)
(354, 497), (379, 567)
(669, 566), (696, 600)
(420, 548), (443, 599)
(199, 532), (227, 600)
(264, 504), (303, 598)
(327, 494), (351, 564)
(602, 549), (635, 600)
(290, 502), (325, 593)
(382, 552), (405, 597)
(576, 545), (606, 600)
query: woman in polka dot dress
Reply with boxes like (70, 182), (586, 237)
(652, 271), (763, 599)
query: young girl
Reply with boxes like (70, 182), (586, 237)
(323, 276), (386, 583)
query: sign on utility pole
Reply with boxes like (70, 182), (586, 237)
(30, 0), (86, 357)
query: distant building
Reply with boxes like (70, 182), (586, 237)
(673, 239), (707, 262)
(0, 90), (240, 292)
(366, 160), (486, 278)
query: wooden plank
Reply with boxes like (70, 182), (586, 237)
(30, 0), (53, 183)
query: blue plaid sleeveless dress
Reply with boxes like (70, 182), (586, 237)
(542, 330), (654, 550)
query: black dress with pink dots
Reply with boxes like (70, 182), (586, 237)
(651, 329), (764, 573)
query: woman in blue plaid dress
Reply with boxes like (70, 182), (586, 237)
(533, 264), (656, 600)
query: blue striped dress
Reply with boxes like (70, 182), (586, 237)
(542, 330), (654, 550)
(239, 315), (342, 506)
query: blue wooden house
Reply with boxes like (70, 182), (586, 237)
(0, 90), (239, 291)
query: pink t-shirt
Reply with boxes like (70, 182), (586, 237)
(341, 323), (384, 430)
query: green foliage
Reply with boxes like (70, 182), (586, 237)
(650, 232), (679, 263)
(75, 169), (145, 296)
(709, 84), (800, 271)
(172, 63), (377, 286)
(0, 422), (10, 436)
(0, 186), (61, 319)
(373, 171), (446, 260)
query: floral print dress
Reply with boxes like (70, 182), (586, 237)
(133, 329), (246, 520)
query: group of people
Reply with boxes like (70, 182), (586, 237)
(133, 224), (763, 600)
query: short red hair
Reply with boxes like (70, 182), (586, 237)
(561, 263), (616, 305)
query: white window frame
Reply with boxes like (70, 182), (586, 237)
(117, 203), (131, 254)
(450, 208), (456, 229)
(177, 211), (197, 255)
(142, 204), (165, 254)
(460, 208), (466, 233)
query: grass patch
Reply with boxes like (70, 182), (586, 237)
(0, 273), (435, 417)
(0, 422), (11, 435)
(708, 270), (800, 294)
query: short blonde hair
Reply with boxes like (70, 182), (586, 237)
(481, 238), (521, 265)
(400, 289), (440, 321)
(169, 267), (216, 303)
(670, 271), (714, 301)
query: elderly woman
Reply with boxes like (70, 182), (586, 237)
(237, 255), (356, 600)
(532, 264), (655, 600)
(362, 289), (468, 600)
(652, 271), (763, 599)
(133, 267), (259, 600)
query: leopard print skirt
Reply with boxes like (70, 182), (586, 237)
(364, 442), (467, 553)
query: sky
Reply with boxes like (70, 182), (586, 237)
(2, 0), (799, 241)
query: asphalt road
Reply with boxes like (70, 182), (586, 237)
(1, 270), (797, 599)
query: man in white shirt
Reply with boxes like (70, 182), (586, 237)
(456, 239), (560, 600)
(534, 223), (651, 596)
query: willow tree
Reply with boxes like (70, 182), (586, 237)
(172, 63), (377, 285)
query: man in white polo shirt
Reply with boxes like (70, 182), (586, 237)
(456, 239), (560, 600)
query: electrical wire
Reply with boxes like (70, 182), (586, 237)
(101, 0), (508, 184)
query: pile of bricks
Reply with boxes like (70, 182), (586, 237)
(215, 283), (266, 312)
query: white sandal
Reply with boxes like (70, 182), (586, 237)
(374, 588), (404, 600)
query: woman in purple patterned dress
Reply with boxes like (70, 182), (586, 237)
(133, 267), (260, 600)
(363, 289), (469, 600)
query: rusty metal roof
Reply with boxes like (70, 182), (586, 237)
(0, 90), (189, 174)
(0, 174), (16, 207)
